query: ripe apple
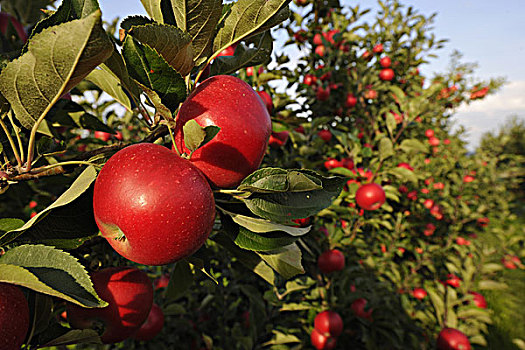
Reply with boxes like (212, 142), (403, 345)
(292, 217), (311, 227)
(372, 43), (383, 53)
(455, 237), (470, 246)
(412, 288), (427, 300)
(174, 75), (271, 188)
(446, 274), (461, 288)
(341, 158), (354, 170)
(316, 86), (330, 101)
(468, 291), (487, 309)
(268, 131), (289, 148)
(355, 183), (386, 210)
(428, 137), (440, 146)
(313, 33), (323, 45)
(345, 93), (357, 108)
(463, 175), (475, 183)
(379, 56), (391, 68)
(436, 328), (471, 350)
(425, 129), (435, 138)
(154, 274), (170, 290)
(324, 158), (342, 170)
(364, 89), (377, 99)
(0, 283), (30, 350)
(257, 90), (273, 114)
(93, 143), (216, 265)
(317, 249), (345, 274)
(317, 129), (332, 142)
(314, 310), (343, 337)
(351, 298), (373, 321)
(67, 267), (154, 344)
(311, 328), (337, 350)
(133, 304), (165, 341)
(304, 74), (317, 86)
(396, 162), (413, 171)
(379, 68), (394, 81)
(315, 45), (326, 56)
(477, 217), (489, 227)
(423, 199), (434, 209)
(216, 44), (236, 57)
(94, 131), (111, 142)
(0, 12), (27, 42)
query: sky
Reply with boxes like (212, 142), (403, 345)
(96, 0), (524, 150)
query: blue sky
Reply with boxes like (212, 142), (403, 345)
(98, 0), (524, 149)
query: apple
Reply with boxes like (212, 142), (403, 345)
(315, 45), (326, 56)
(257, 90), (273, 114)
(317, 249), (345, 274)
(94, 131), (111, 142)
(436, 328), (471, 350)
(313, 33), (323, 45)
(303, 74), (317, 86)
(397, 162), (413, 171)
(67, 267), (154, 344)
(477, 217), (489, 227)
(379, 68), (394, 81)
(246, 66), (254, 76)
(361, 50), (372, 60)
(425, 129), (435, 138)
(316, 86), (330, 101)
(29, 200), (37, 209)
(424, 223), (436, 236)
(133, 304), (165, 341)
(314, 310), (343, 337)
(428, 136), (440, 146)
(345, 93), (357, 108)
(423, 199), (434, 209)
(455, 237), (470, 246)
(174, 75), (271, 188)
(379, 56), (391, 68)
(317, 129), (332, 142)
(268, 131), (289, 148)
(292, 217), (311, 227)
(412, 288), (427, 300)
(463, 175), (475, 183)
(341, 158), (354, 170)
(364, 89), (377, 99)
(294, 29), (307, 43)
(355, 183), (386, 210)
(154, 274), (170, 290)
(216, 44), (236, 57)
(324, 158), (342, 170)
(93, 143), (216, 265)
(0, 283), (30, 350)
(351, 298), (373, 321)
(446, 274), (461, 288)
(311, 328), (337, 350)
(372, 43), (383, 53)
(468, 291), (487, 309)
(0, 12), (27, 42)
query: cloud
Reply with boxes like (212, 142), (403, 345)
(452, 80), (525, 150)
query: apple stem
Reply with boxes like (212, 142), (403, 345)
(115, 232), (126, 242)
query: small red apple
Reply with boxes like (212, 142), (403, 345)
(316, 86), (330, 101)
(67, 267), (154, 344)
(463, 175), (475, 183)
(428, 136), (440, 146)
(396, 162), (413, 171)
(154, 274), (170, 290)
(93, 143), (216, 265)
(310, 328), (337, 350)
(315, 45), (326, 56)
(324, 158), (342, 170)
(0, 283), (30, 350)
(317, 249), (345, 274)
(0, 12), (27, 42)
(436, 328), (471, 350)
(423, 199), (434, 209)
(313, 33), (323, 45)
(446, 274), (461, 288)
(217, 44), (236, 57)
(292, 217), (312, 227)
(94, 131), (111, 142)
(317, 130), (332, 142)
(355, 183), (386, 210)
(412, 288), (427, 300)
(174, 75), (271, 188)
(379, 68), (394, 81)
(257, 90), (273, 114)
(425, 129), (435, 138)
(341, 158), (354, 170)
(314, 310), (343, 337)
(379, 56), (391, 68)
(304, 74), (317, 86)
(372, 43), (383, 53)
(468, 291), (487, 309)
(133, 304), (165, 341)
(351, 298), (373, 321)
(345, 93), (357, 108)
(268, 131), (289, 148)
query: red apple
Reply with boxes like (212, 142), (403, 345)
(463, 175), (475, 183)
(246, 66), (254, 76)
(304, 74), (317, 86)
(0, 12), (27, 42)
(412, 288), (427, 300)
(292, 217), (311, 227)
(468, 291), (487, 309)
(314, 310), (343, 337)
(324, 158), (342, 170)
(67, 267), (154, 344)
(446, 274), (461, 288)
(372, 43), (383, 53)
(379, 56), (391, 68)
(310, 328), (337, 350)
(364, 89), (377, 99)
(257, 90), (273, 114)
(341, 158), (354, 170)
(396, 162), (413, 171)
(379, 68), (394, 81)
(174, 75), (271, 188)
(425, 129), (435, 138)
(0, 283), (30, 350)
(154, 274), (170, 290)
(316, 86), (330, 101)
(133, 304), (165, 341)
(313, 33), (323, 45)
(94, 131), (111, 142)
(317, 249), (345, 274)
(345, 93), (357, 108)
(428, 136), (440, 146)
(217, 44), (236, 57)
(315, 45), (326, 56)
(317, 130), (332, 142)
(355, 183), (386, 210)
(436, 328), (471, 350)
(268, 131), (289, 148)
(423, 199), (434, 209)
(93, 143), (216, 265)
(351, 298), (373, 321)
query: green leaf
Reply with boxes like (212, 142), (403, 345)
(211, 31), (273, 76)
(183, 120), (220, 153)
(239, 168), (323, 193)
(0, 10), (113, 130)
(212, 0), (289, 56)
(0, 0), (55, 27)
(263, 330), (301, 346)
(0, 166), (98, 246)
(385, 112), (397, 137)
(0, 218), (24, 233)
(128, 23), (195, 76)
(257, 243), (304, 279)
(428, 288), (444, 324)
(378, 137), (394, 161)
(387, 167), (418, 185)
(122, 36), (187, 114)
(399, 139), (427, 153)
(225, 210), (310, 236)
(170, 0), (223, 65)
(0, 245), (107, 307)
(165, 260), (194, 302)
(49, 100), (114, 133)
(41, 329), (102, 347)
(478, 280), (508, 291)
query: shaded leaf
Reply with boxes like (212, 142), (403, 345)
(165, 260), (194, 302)
(378, 137), (394, 161)
(257, 243), (304, 279)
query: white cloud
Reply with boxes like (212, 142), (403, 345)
(452, 80), (525, 150)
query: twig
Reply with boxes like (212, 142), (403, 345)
(0, 115), (22, 167)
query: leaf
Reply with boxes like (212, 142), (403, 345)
(165, 260), (194, 302)
(212, 0), (289, 56)
(0, 218), (24, 233)
(257, 243), (304, 279)
(238, 168), (323, 193)
(385, 112), (397, 137)
(226, 210), (310, 236)
(211, 31), (273, 76)
(128, 23), (195, 76)
(0, 10), (113, 130)
(170, 0), (223, 65)
(378, 137), (394, 161)
(0, 244), (107, 307)
(427, 288), (444, 324)
(399, 139), (427, 153)
(387, 167), (418, 185)
(140, 0), (163, 22)
(478, 280), (508, 291)
(49, 100), (114, 132)
(182, 119), (220, 153)
(0, 166), (98, 246)
(122, 36), (187, 114)
(42, 329), (102, 347)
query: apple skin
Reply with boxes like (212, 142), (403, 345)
(379, 68), (394, 81)
(436, 328), (471, 350)
(345, 93), (357, 108)
(0, 283), (30, 350)
(0, 12), (27, 42)
(355, 183), (386, 210)
(314, 310), (344, 337)
(174, 75), (271, 189)
(317, 130), (332, 142)
(94, 131), (111, 142)
(412, 288), (427, 300)
(67, 267), (154, 344)
(317, 249), (345, 274)
(379, 56), (391, 68)
(257, 90), (273, 114)
(351, 298), (373, 321)
(268, 131), (289, 148)
(310, 328), (337, 350)
(372, 43), (383, 53)
(425, 129), (435, 138)
(93, 143), (216, 265)
(133, 303), (165, 341)
(468, 291), (487, 309)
